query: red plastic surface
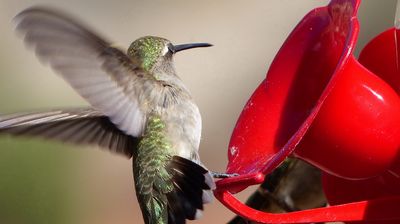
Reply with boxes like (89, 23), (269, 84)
(226, 0), (400, 180)
(226, 0), (361, 177)
(359, 28), (400, 95)
(215, 190), (400, 223)
(215, 0), (400, 223)
(296, 55), (400, 179)
(321, 26), (400, 224)
(322, 172), (400, 224)
(322, 171), (400, 206)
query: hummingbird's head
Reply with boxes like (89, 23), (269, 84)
(127, 36), (212, 73)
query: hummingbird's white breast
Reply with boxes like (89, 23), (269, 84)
(163, 99), (202, 162)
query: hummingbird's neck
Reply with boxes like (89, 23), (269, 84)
(150, 59), (176, 76)
(149, 60), (191, 95)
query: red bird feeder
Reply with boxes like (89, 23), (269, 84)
(214, 0), (400, 223)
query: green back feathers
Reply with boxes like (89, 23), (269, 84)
(133, 115), (213, 224)
(139, 115), (172, 156)
(134, 115), (173, 224)
(128, 36), (170, 71)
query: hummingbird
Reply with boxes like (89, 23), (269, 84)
(0, 7), (215, 224)
(228, 158), (327, 224)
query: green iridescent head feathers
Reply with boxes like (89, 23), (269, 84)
(128, 36), (213, 72)
(128, 36), (171, 72)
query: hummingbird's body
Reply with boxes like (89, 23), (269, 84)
(126, 36), (203, 162)
(0, 7), (214, 224)
(125, 37), (212, 223)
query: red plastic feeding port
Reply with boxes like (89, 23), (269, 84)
(215, 0), (400, 223)
(321, 26), (400, 224)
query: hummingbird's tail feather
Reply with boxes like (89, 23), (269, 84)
(134, 155), (214, 224)
(204, 171), (216, 199)
(166, 156), (215, 223)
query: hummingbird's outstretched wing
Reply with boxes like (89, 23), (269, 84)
(0, 108), (138, 157)
(14, 7), (155, 138)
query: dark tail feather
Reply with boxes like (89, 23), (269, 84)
(166, 156), (214, 223)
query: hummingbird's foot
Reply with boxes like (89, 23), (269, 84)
(211, 171), (239, 179)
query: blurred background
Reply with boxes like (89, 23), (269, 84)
(0, 0), (397, 223)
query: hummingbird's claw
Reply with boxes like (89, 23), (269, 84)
(211, 171), (239, 179)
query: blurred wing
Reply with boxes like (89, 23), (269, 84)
(14, 7), (154, 137)
(0, 108), (138, 157)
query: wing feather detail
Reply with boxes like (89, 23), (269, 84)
(0, 108), (138, 157)
(14, 7), (159, 137)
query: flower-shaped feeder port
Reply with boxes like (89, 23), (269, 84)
(214, 0), (400, 223)
(322, 25), (400, 224)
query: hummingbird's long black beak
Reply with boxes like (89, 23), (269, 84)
(172, 43), (213, 53)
